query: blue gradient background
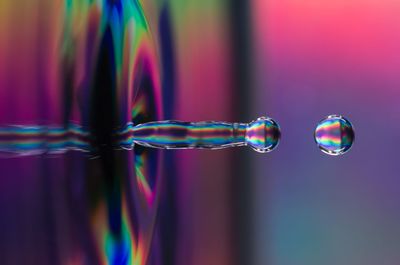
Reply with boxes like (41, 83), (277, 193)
(251, 1), (400, 264)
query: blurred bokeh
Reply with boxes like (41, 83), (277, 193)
(1, 0), (400, 265)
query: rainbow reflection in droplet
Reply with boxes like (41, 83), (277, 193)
(314, 115), (354, 156)
(245, 117), (281, 153)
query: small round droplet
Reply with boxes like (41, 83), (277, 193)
(246, 117), (281, 153)
(314, 115), (354, 156)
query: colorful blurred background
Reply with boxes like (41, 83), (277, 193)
(1, 0), (400, 265)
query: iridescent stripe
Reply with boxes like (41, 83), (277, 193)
(128, 121), (247, 149)
(0, 124), (91, 155)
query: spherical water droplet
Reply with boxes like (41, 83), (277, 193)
(314, 115), (354, 156)
(246, 117), (281, 153)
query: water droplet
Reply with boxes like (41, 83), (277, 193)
(314, 115), (354, 156)
(246, 117), (281, 153)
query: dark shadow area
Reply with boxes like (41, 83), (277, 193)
(229, 1), (255, 265)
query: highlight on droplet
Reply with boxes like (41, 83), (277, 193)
(314, 115), (354, 156)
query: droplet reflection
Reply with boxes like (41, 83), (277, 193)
(314, 115), (354, 156)
(245, 117), (281, 153)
